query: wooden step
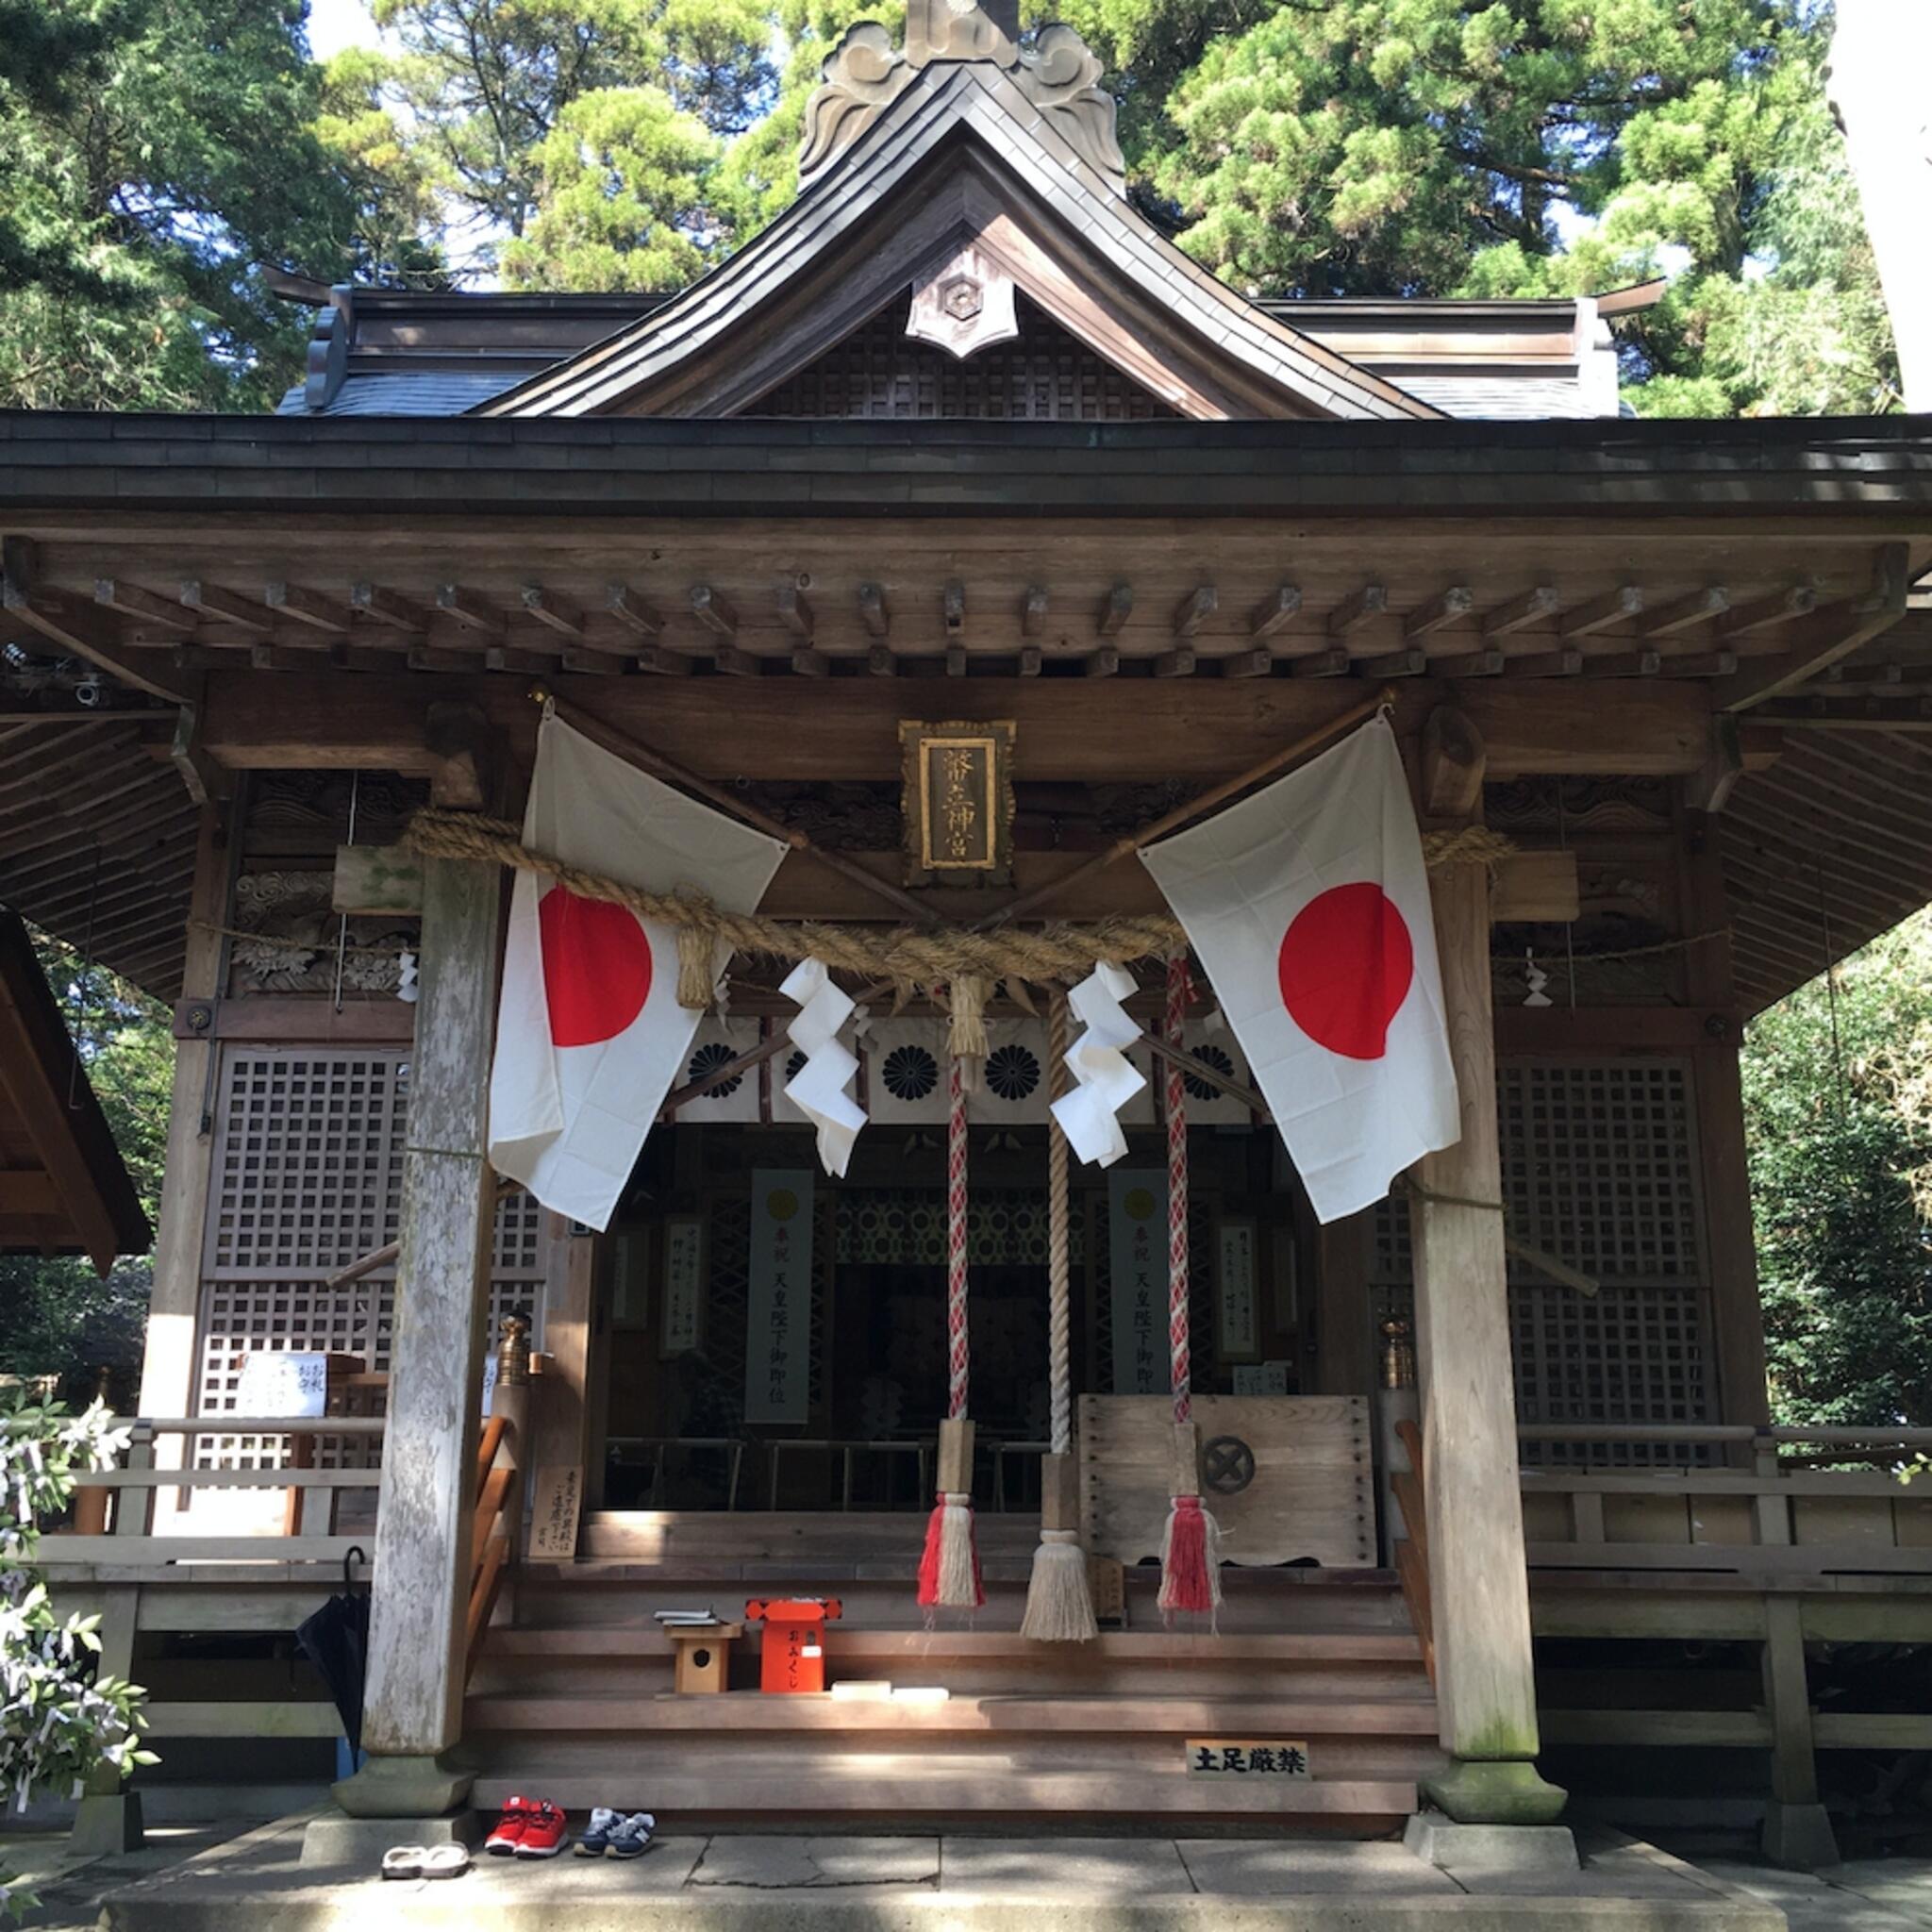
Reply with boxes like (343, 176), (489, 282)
(480, 1627), (1424, 1664)
(462, 1692), (1439, 1736)
(470, 1765), (1418, 1821)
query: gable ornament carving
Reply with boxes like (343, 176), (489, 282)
(906, 242), (1020, 358)
(799, 4), (1124, 192)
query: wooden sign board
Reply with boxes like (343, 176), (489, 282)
(529, 1464), (584, 1559)
(1079, 1394), (1374, 1571)
(1186, 1740), (1309, 1778)
(899, 719), (1015, 886)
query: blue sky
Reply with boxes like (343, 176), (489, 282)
(308, 0), (382, 59)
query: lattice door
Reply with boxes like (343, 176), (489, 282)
(1371, 1057), (1714, 1466)
(193, 1045), (549, 1467)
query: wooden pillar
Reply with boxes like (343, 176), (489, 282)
(1410, 708), (1563, 1825)
(136, 806), (230, 1526)
(1313, 1209), (1376, 1396)
(526, 1221), (596, 1523)
(334, 845), (503, 1819)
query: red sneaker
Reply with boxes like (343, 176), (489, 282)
(513, 1800), (570, 1859)
(484, 1796), (533, 1857)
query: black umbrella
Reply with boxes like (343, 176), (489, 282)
(296, 1545), (371, 1757)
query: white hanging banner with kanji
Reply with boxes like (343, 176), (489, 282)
(1140, 715), (1459, 1224)
(1107, 1168), (1167, 1395)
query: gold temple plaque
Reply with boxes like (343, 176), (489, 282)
(899, 719), (1016, 887)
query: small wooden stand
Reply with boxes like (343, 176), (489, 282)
(668, 1622), (742, 1694)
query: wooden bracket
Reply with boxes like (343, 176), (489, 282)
(1684, 713), (1744, 815)
(1422, 706), (1486, 819)
(425, 700), (501, 811)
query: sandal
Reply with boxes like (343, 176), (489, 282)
(380, 1846), (426, 1881)
(420, 1843), (471, 1880)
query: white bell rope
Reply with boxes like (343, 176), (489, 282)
(1049, 960), (1146, 1167)
(779, 958), (866, 1176)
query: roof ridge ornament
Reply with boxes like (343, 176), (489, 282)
(798, 4), (1124, 192)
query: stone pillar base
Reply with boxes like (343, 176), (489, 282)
(1421, 1758), (1568, 1825)
(331, 1751), (473, 1820)
(302, 1805), (482, 1869)
(69, 1789), (143, 1857)
(1761, 1799), (1840, 1872)
(1405, 1809), (1577, 1874)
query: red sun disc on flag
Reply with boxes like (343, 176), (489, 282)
(1276, 882), (1414, 1060)
(539, 885), (653, 1047)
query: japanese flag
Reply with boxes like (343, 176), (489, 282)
(1140, 716), (1458, 1223)
(488, 709), (787, 1229)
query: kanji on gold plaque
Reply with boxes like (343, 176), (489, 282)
(899, 720), (1016, 886)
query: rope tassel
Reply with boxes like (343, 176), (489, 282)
(919, 1054), (982, 1611)
(1158, 951), (1222, 1622)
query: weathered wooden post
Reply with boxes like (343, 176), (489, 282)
(1408, 708), (1566, 1833)
(334, 708), (502, 1823)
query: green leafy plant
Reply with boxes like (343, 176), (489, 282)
(0, 1392), (152, 1921)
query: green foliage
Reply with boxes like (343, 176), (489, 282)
(0, 1393), (153, 1920)
(1742, 910), (1932, 1427)
(0, 939), (172, 1391)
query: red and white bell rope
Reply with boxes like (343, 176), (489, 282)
(919, 1042), (983, 1609)
(1158, 951), (1222, 1618)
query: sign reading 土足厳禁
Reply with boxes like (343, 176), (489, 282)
(899, 720), (1015, 887)
(1185, 1740), (1310, 1778)
(746, 1170), (814, 1424)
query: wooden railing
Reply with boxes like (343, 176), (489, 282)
(1388, 1417), (1434, 1684)
(466, 1411), (515, 1686)
(1515, 1423), (1932, 1574)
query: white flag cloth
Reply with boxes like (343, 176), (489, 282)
(1139, 715), (1458, 1223)
(489, 709), (787, 1229)
(780, 958), (866, 1177)
(1050, 961), (1146, 1167)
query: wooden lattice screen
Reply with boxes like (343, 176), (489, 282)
(1372, 1057), (1714, 1466)
(193, 1045), (549, 1467)
(748, 298), (1180, 421)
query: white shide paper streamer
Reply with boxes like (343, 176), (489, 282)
(780, 958), (867, 1176)
(1049, 960), (1146, 1167)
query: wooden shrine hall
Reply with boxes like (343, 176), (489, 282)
(9, 0), (1932, 1870)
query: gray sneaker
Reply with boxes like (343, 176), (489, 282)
(608, 1812), (657, 1858)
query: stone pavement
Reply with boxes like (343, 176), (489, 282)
(14, 1815), (1932, 1932)
(3, 1816), (1793, 1931)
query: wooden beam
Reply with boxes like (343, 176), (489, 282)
(858, 582), (890, 640)
(197, 671), (1720, 779)
(1660, 650), (1737, 678)
(1641, 585), (1728, 638)
(1153, 647), (1196, 678)
(714, 644), (764, 677)
(2, 584), (190, 704)
(1215, 649), (1273, 679)
(1095, 583), (1133, 640)
(1586, 650), (1660, 678)
(351, 583), (427, 631)
(170, 699), (232, 807)
(690, 584), (736, 641)
(776, 583), (814, 642)
(1481, 585), (1558, 639)
(1422, 705), (1485, 818)
(1405, 587), (1473, 641)
(1021, 586), (1048, 638)
(1684, 714), (1744, 814)
(178, 581), (270, 630)
(558, 649), (622, 677)
(1716, 583), (1817, 640)
(1248, 583), (1301, 641)
(1358, 648), (1426, 679)
(436, 585), (505, 637)
(790, 645), (830, 677)
(265, 582), (353, 634)
(945, 643), (967, 677)
(1431, 649), (1505, 679)
(1559, 585), (1642, 640)
(867, 643), (896, 677)
(1018, 644), (1042, 677)
(1083, 647), (1120, 678)
(521, 584), (583, 641)
(1509, 649), (1583, 678)
(942, 579), (966, 642)
(0, 1171), (58, 1216)
(92, 581), (194, 631)
(1722, 544), (1911, 711)
(1172, 586), (1217, 640)
(1327, 583), (1387, 636)
(424, 701), (500, 811)
(1290, 648), (1351, 678)
(638, 644), (693, 677)
(605, 583), (663, 639)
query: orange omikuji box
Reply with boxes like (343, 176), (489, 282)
(743, 1597), (842, 1694)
